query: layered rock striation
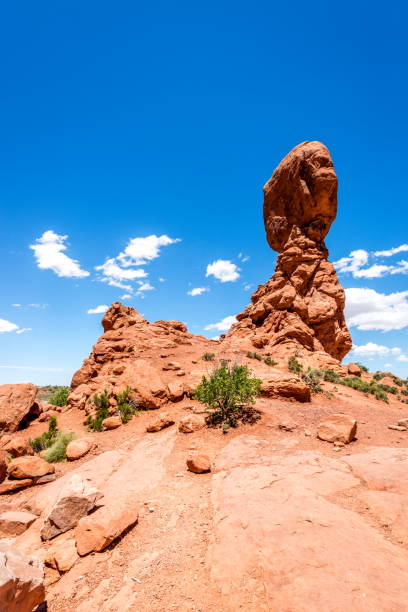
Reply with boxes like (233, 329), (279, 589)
(224, 141), (352, 361)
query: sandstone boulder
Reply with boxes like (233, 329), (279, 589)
(0, 383), (41, 433)
(167, 381), (184, 401)
(3, 436), (32, 458)
(179, 414), (206, 433)
(41, 473), (103, 541)
(347, 362), (362, 376)
(102, 416), (122, 430)
(146, 412), (175, 433)
(0, 511), (37, 537)
(187, 455), (211, 473)
(317, 414), (357, 444)
(8, 456), (55, 480)
(66, 438), (92, 461)
(75, 499), (139, 556)
(262, 375), (311, 402)
(45, 535), (78, 573)
(0, 542), (44, 612)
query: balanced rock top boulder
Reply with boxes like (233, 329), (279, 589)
(224, 141), (352, 362)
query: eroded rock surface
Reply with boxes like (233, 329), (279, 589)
(224, 142), (352, 362)
(0, 383), (41, 433)
(0, 542), (45, 612)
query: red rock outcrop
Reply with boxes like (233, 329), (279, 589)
(68, 302), (211, 412)
(224, 141), (352, 362)
(0, 384), (41, 433)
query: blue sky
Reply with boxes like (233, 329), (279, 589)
(1, 1), (407, 384)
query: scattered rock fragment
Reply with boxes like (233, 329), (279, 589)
(3, 436), (32, 458)
(317, 414), (357, 444)
(0, 541), (45, 612)
(41, 473), (103, 541)
(45, 535), (78, 573)
(0, 478), (33, 494)
(388, 425), (407, 432)
(178, 414), (206, 433)
(146, 412), (175, 432)
(0, 511), (37, 537)
(75, 499), (139, 555)
(278, 420), (297, 432)
(187, 455), (211, 473)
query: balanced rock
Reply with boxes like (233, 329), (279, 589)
(223, 142), (352, 362)
(8, 456), (54, 480)
(317, 414), (357, 444)
(0, 542), (45, 612)
(41, 473), (103, 541)
(0, 384), (41, 433)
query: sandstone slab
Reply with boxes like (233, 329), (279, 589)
(0, 541), (44, 612)
(317, 414), (357, 444)
(147, 412), (175, 432)
(0, 511), (37, 537)
(179, 414), (206, 433)
(8, 456), (54, 480)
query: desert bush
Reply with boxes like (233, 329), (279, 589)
(193, 362), (261, 430)
(85, 390), (110, 431)
(30, 416), (59, 452)
(322, 369), (340, 383)
(288, 356), (303, 374)
(247, 351), (262, 361)
(43, 431), (76, 462)
(48, 386), (70, 407)
(377, 383), (398, 395)
(263, 356), (277, 366)
(116, 386), (138, 423)
(202, 352), (215, 361)
(301, 368), (323, 393)
(373, 372), (382, 381)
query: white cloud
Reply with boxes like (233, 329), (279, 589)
(384, 363), (392, 368)
(11, 304), (21, 308)
(121, 294), (132, 300)
(117, 235), (180, 266)
(95, 234), (179, 295)
(187, 287), (209, 296)
(15, 328), (32, 334)
(334, 250), (369, 275)
(206, 260), (240, 283)
(374, 244), (408, 257)
(243, 283), (253, 291)
(205, 315), (236, 332)
(159, 277), (165, 282)
(30, 230), (89, 278)
(137, 281), (154, 292)
(0, 319), (19, 333)
(238, 253), (249, 262)
(87, 305), (109, 314)
(345, 288), (408, 331)
(350, 342), (402, 357)
(397, 355), (408, 363)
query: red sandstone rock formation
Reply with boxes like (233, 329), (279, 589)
(224, 141), (352, 361)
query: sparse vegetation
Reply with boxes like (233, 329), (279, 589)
(355, 362), (368, 372)
(321, 371), (389, 402)
(202, 352), (215, 361)
(116, 386), (139, 423)
(43, 431), (76, 462)
(85, 390), (110, 431)
(30, 416), (59, 453)
(247, 351), (262, 361)
(288, 355), (303, 374)
(30, 416), (75, 462)
(263, 356), (277, 366)
(193, 362), (262, 430)
(38, 385), (69, 403)
(48, 386), (70, 407)
(301, 368), (323, 393)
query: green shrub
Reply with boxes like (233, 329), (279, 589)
(202, 352), (215, 361)
(49, 386), (70, 407)
(377, 383), (398, 395)
(86, 390), (110, 431)
(43, 431), (76, 462)
(355, 362), (368, 372)
(263, 356), (277, 366)
(30, 416), (59, 453)
(373, 372), (383, 381)
(322, 369), (340, 383)
(116, 386), (138, 423)
(301, 368), (323, 393)
(247, 351), (262, 361)
(193, 362), (261, 429)
(392, 377), (403, 387)
(288, 356), (303, 374)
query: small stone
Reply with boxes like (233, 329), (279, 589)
(317, 414), (357, 444)
(146, 412), (175, 433)
(102, 416), (122, 430)
(179, 414), (206, 434)
(66, 438), (92, 461)
(45, 536), (78, 573)
(278, 421), (297, 432)
(388, 425), (407, 432)
(187, 455), (211, 474)
(0, 511), (37, 536)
